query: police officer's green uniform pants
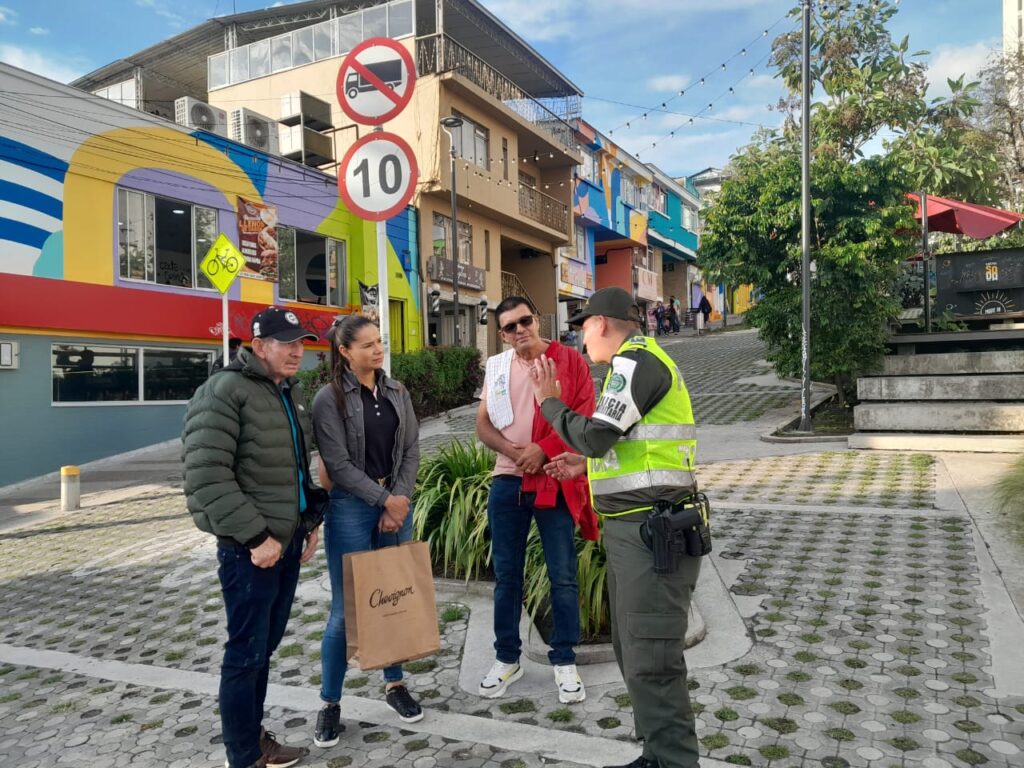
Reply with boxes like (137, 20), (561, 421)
(604, 518), (701, 768)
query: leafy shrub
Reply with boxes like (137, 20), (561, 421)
(413, 440), (495, 581)
(296, 346), (483, 421)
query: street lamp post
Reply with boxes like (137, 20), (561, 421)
(440, 116), (464, 347)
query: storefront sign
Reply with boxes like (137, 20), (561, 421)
(428, 255), (485, 290)
(236, 197), (279, 280)
(636, 266), (659, 301)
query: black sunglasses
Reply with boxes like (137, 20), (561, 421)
(500, 315), (535, 334)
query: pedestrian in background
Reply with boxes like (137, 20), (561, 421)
(475, 296), (598, 703)
(653, 301), (666, 336)
(182, 306), (319, 768)
(666, 297), (680, 335)
(211, 337), (243, 373)
(699, 294), (713, 328)
(530, 287), (702, 768)
(311, 315), (423, 749)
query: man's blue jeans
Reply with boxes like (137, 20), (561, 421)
(487, 475), (579, 666)
(320, 490), (412, 703)
(217, 533), (302, 768)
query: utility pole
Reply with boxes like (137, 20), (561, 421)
(798, 0), (813, 433)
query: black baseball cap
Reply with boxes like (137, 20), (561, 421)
(251, 307), (318, 342)
(567, 287), (641, 326)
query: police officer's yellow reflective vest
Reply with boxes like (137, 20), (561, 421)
(587, 336), (697, 517)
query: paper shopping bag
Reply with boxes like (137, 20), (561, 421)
(343, 540), (440, 670)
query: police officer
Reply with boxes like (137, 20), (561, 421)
(529, 286), (701, 768)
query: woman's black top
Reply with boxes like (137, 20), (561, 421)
(361, 381), (399, 483)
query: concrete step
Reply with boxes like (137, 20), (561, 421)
(858, 374), (1024, 402)
(848, 433), (1024, 453)
(882, 350), (1024, 376)
(854, 402), (1024, 433)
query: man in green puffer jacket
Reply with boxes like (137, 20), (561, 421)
(183, 306), (320, 768)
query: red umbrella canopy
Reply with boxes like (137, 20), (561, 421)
(907, 193), (1024, 239)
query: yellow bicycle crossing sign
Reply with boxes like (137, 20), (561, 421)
(200, 234), (243, 294)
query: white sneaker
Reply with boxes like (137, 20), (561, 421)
(478, 660), (523, 698)
(554, 664), (586, 703)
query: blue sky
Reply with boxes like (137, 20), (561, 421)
(0, 0), (1003, 176)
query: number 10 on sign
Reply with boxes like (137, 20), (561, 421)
(339, 132), (418, 222)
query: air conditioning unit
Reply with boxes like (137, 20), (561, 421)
(175, 97), (228, 137)
(279, 124), (334, 167)
(230, 108), (280, 154)
(279, 91), (334, 131)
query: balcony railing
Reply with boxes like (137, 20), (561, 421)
(416, 34), (578, 154)
(518, 184), (569, 234)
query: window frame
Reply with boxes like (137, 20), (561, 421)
(276, 224), (348, 307)
(432, 212), (472, 265)
(116, 188), (219, 292)
(51, 344), (215, 406)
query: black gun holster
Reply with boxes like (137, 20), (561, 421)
(639, 493), (713, 574)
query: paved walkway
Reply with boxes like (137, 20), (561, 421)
(1, 328), (1022, 768)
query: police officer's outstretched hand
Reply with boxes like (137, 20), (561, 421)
(529, 355), (561, 405)
(544, 451), (586, 481)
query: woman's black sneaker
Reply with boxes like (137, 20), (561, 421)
(313, 703), (344, 748)
(385, 685), (423, 723)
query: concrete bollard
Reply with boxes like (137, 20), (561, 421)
(60, 465), (81, 511)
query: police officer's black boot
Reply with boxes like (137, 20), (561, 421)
(603, 757), (658, 768)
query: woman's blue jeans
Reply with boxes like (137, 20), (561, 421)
(487, 475), (579, 666)
(320, 490), (412, 703)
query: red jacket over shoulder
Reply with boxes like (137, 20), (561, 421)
(520, 341), (599, 541)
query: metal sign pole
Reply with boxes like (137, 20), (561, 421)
(374, 124), (392, 376)
(921, 192), (931, 334)
(222, 293), (230, 367)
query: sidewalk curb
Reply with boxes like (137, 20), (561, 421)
(758, 382), (844, 443)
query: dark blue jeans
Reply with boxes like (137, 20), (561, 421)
(320, 490), (412, 703)
(487, 475), (579, 666)
(217, 533), (302, 768)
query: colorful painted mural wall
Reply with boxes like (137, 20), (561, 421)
(0, 64), (421, 349)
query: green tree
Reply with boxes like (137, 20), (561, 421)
(700, 0), (999, 400)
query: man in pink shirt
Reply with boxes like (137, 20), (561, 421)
(475, 296), (595, 704)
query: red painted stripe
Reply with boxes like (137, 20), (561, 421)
(0, 274), (345, 342)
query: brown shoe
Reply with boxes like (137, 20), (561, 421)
(259, 729), (308, 768)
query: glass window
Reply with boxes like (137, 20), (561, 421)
(278, 226), (297, 301)
(154, 197), (194, 288)
(208, 52), (228, 89)
(119, 188), (219, 290)
(327, 239), (347, 307)
(229, 47), (249, 84)
(143, 349), (213, 401)
(363, 5), (387, 38)
(337, 14), (361, 54)
(249, 40), (270, 79)
(193, 205), (218, 291)
(432, 213), (471, 264)
(52, 345), (139, 403)
(388, 0), (413, 37)
(292, 27), (314, 67)
(450, 113), (488, 169)
(313, 20), (334, 60)
(271, 34), (292, 72)
(118, 188), (153, 282)
(120, 77), (137, 109)
(277, 226), (345, 307)
(651, 184), (667, 215)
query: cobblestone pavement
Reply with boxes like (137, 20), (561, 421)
(2, 448), (1022, 768)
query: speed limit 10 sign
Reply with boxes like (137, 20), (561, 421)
(339, 132), (418, 221)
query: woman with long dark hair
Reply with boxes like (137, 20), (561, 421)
(310, 315), (422, 749)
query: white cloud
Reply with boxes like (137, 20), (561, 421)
(0, 44), (90, 83)
(29, 27), (48, 35)
(484, 0), (576, 42)
(647, 74), (690, 93)
(926, 39), (998, 97)
(0, 5), (16, 25)
(135, 0), (185, 26)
